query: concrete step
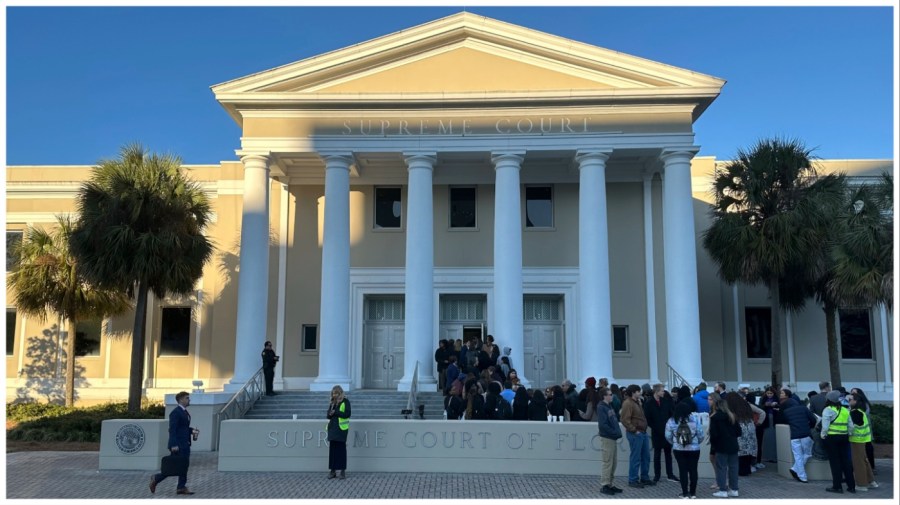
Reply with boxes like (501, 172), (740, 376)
(244, 391), (447, 420)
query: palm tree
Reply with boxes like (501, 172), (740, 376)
(7, 215), (130, 406)
(70, 144), (214, 413)
(702, 137), (844, 388)
(815, 173), (893, 387)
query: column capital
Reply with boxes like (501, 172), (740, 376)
(237, 153), (270, 168)
(660, 147), (700, 164)
(403, 153), (437, 171)
(575, 149), (612, 168)
(491, 152), (524, 170)
(320, 153), (353, 171)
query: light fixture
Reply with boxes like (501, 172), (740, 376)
(192, 380), (204, 394)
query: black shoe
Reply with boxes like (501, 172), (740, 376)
(628, 481), (645, 488)
(667, 476), (681, 482)
(339, 471), (346, 480)
(825, 487), (843, 494)
(789, 469), (800, 482)
(640, 479), (656, 486)
(610, 486), (623, 494)
(846, 488), (856, 494)
(176, 488), (195, 495)
(328, 471), (336, 479)
(601, 486), (616, 495)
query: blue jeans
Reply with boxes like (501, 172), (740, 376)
(714, 452), (739, 491)
(626, 431), (650, 482)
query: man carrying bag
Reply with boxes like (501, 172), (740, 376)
(149, 391), (199, 495)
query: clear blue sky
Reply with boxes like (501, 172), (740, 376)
(5, 6), (896, 165)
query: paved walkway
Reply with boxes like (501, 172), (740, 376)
(5, 451), (895, 500)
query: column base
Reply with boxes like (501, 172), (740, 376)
(310, 377), (352, 392)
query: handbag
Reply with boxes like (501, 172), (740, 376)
(160, 453), (188, 477)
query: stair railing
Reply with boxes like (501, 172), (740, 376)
(214, 367), (265, 450)
(404, 361), (419, 419)
(666, 362), (693, 391)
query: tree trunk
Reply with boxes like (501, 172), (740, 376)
(128, 283), (150, 414)
(768, 282), (783, 388)
(65, 318), (77, 407)
(824, 301), (842, 389)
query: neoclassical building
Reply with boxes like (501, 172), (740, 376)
(5, 13), (895, 403)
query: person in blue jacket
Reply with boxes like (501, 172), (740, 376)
(692, 383), (710, 414)
(149, 391), (198, 495)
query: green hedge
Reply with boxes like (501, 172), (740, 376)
(869, 403), (893, 444)
(6, 402), (165, 443)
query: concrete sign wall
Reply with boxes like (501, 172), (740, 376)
(99, 420), (169, 470)
(219, 419), (716, 477)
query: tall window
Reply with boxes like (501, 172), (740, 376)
(7, 231), (23, 271)
(839, 308), (873, 359)
(745, 307), (772, 358)
(159, 307), (191, 356)
(374, 187), (402, 229)
(75, 319), (102, 357)
(525, 186), (553, 228)
(6, 309), (16, 356)
(613, 325), (629, 353)
(449, 186), (477, 228)
(302, 324), (318, 352)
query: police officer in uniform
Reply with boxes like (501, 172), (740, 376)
(261, 341), (279, 396)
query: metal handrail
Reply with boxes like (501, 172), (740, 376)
(405, 361), (419, 419)
(214, 367), (266, 450)
(666, 362), (693, 391)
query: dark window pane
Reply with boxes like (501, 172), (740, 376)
(7, 309), (16, 356)
(613, 325), (628, 352)
(303, 325), (318, 352)
(525, 186), (553, 228)
(840, 309), (872, 359)
(160, 307), (191, 356)
(450, 187), (477, 228)
(75, 319), (102, 357)
(745, 307), (772, 358)
(7, 231), (23, 271)
(375, 187), (402, 228)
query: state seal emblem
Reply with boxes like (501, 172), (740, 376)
(115, 424), (146, 454)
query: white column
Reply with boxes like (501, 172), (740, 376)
(227, 154), (271, 391)
(274, 182), (290, 392)
(399, 153), (437, 392)
(311, 154), (353, 391)
(879, 304), (892, 391)
(661, 148), (704, 386)
(642, 172), (659, 383)
(576, 150), (613, 384)
(492, 152), (528, 388)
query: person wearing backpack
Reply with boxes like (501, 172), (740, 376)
(665, 401), (704, 499)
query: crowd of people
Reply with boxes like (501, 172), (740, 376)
(433, 341), (883, 500)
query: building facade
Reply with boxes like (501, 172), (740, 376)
(5, 13), (895, 403)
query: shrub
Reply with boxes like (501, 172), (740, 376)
(869, 403), (893, 444)
(6, 401), (164, 443)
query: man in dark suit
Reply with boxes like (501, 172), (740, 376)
(149, 391), (198, 495)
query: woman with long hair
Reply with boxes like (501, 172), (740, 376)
(850, 387), (876, 474)
(709, 394), (741, 497)
(512, 385), (529, 420)
(548, 385), (566, 420)
(326, 385), (351, 479)
(847, 392), (877, 491)
(821, 391), (856, 493)
(665, 401), (704, 499)
(465, 383), (485, 420)
(577, 387), (601, 422)
(507, 369), (521, 388)
(726, 392), (757, 476)
(758, 387), (779, 465)
(528, 389), (548, 421)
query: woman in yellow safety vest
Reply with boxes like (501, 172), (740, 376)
(820, 390), (855, 494)
(847, 393), (878, 491)
(327, 385), (352, 480)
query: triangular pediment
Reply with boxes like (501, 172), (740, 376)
(213, 12), (725, 120)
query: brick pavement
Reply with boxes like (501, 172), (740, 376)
(4, 451), (895, 500)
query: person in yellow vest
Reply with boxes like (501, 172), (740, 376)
(847, 393), (878, 491)
(326, 385), (352, 479)
(820, 390), (855, 494)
